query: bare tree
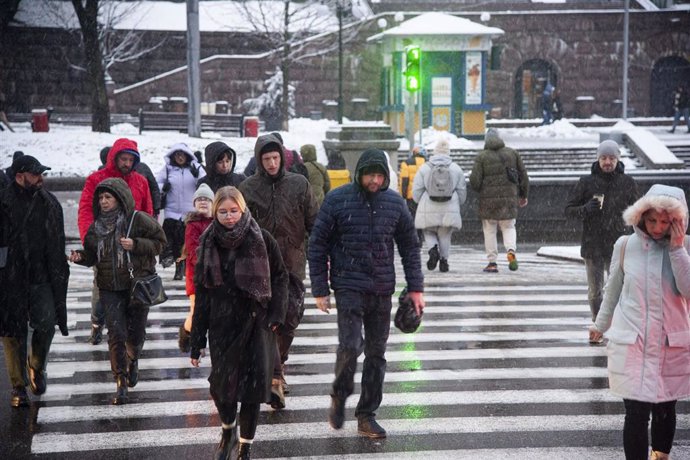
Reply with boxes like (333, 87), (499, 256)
(235, 0), (363, 130)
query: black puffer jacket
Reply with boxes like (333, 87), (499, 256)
(0, 182), (69, 337)
(239, 134), (318, 279)
(308, 149), (424, 297)
(76, 177), (166, 291)
(565, 161), (639, 259)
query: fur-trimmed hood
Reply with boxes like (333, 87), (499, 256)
(623, 184), (688, 231)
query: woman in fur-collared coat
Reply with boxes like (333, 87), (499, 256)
(590, 184), (690, 460)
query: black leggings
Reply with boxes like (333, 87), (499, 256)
(623, 399), (676, 459)
(162, 218), (185, 260)
(218, 402), (260, 440)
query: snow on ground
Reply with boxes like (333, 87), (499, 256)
(498, 119), (587, 139)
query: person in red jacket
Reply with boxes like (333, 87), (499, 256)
(77, 138), (154, 345)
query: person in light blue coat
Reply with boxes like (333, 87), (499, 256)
(156, 143), (205, 279)
(412, 138), (466, 272)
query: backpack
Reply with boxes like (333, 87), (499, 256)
(426, 163), (453, 201)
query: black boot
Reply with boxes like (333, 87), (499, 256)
(238, 443), (251, 460)
(213, 426), (237, 460)
(173, 261), (184, 281)
(439, 258), (449, 273)
(127, 358), (139, 388)
(427, 245), (439, 270)
(112, 376), (128, 405)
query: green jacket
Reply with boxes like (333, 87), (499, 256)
(301, 144), (330, 205)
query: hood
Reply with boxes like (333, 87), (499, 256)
(483, 129), (505, 151)
(105, 138), (141, 175)
(300, 144), (317, 162)
(99, 146), (111, 166)
(623, 184), (688, 231)
(92, 177), (136, 219)
(354, 149), (390, 191)
(254, 133), (285, 177)
(164, 143), (195, 165)
(203, 141), (237, 178)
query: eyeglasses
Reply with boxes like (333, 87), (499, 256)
(217, 210), (239, 218)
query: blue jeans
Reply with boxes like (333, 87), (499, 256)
(332, 289), (391, 419)
(671, 108), (690, 132)
(585, 256), (610, 322)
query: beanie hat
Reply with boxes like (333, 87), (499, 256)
(193, 183), (214, 203)
(434, 138), (451, 156)
(597, 140), (621, 159)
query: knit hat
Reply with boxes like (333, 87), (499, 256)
(597, 140), (621, 159)
(193, 183), (214, 203)
(434, 138), (450, 156)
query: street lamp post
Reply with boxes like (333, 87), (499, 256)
(337, 1), (343, 124)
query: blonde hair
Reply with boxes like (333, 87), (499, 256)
(212, 186), (246, 217)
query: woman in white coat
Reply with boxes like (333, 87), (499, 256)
(590, 184), (690, 460)
(412, 138), (466, 272)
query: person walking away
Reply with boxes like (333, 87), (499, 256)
(399, 144), (427, 226)
(589, 184), (690, 460)
(177, 183), (214, 354)
(157, 143), (205, 280)
(197, 141), (245, 193)
(469, 128), (529, 273)
(326, 151), (351, 190)
(69, 178), (166, 405)
(300, 144), (330, 206)
(78, 139), (154, 346)
(552, 88), (563, 121)
(308, 148), (425, 438)
(413, 138), (466, 272)
(239, 133), (318, 410)
(0, 155), (69, 407)
(542, 83), (555, 125)
(565, 140), (639, 335)
(190, 186), (287, 460)
(668, 85), (690, 134)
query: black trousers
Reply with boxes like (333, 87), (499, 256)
(623, 399), (677, 459)
(162, 218), (186, 260)
(2, 283), (56, 388)
(332, 289), (391, 419)
(100, 290), (149, 380)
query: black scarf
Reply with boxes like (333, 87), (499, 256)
(198, 209), (271, 304)
(93, 208), (127, 268)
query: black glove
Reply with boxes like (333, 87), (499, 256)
(584, 198), (601, 214)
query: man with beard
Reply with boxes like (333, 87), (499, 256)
(565, 140), (639, 340)
(78, 138), (153, 345)
(0, 155), (69, 407)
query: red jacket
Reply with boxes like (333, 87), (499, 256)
(77, 138), (154, 242)
(184, 213), (213, 295)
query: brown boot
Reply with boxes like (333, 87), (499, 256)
(270, 378), (285, 409)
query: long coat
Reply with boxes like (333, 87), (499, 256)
(76, 178), (166, 291)
(0, 183), (69, 337)
(469, 131), (529, 220)
(156, 143), (205, 221)
(190, 228), (288, 404)
(595, 185), (690, 402)
(412, 155), (466, 230)
(565, 161), (639, 260)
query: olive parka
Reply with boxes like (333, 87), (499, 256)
(74, 177), (166, 291)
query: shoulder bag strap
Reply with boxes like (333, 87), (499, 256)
(125, 210), (138, 279)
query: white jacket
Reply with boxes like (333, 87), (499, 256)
(412, 154), (466, 230)
(156, 143), (206, 220)
(595, 184), (690, 403)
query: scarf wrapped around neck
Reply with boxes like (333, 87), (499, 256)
(198, 208), (271, 304)
(93, 208), (127, 268)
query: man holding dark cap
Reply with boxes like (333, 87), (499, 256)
(0, 155), (70, 407)
(565, 139), (639, 339)
(239, 133), (318, 410)
(308, 148), (425, 438)
(78, 138), (153, 345)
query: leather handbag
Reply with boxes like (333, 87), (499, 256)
(126, 211), (168, 307)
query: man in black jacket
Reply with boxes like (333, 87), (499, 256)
(0, 155), (69, 407)
(565, 140), (639, 331)
(308, 149), (425, 439)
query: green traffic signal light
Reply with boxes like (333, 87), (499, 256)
(404, 45), (421, 92)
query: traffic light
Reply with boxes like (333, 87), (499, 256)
(404, 45), (421, 92)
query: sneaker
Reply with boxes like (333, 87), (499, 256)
(507, 251), (518, 271)
(483, 262), (498, 273)
(427, 245), (440, 270)
(10, 386), (29, 408)
(88, 324), (102, 345)
(328, 396), (346, 429)
(439, 258), (449, 272)
(270, 378), (285, 409)
(357, 416), (387, 439)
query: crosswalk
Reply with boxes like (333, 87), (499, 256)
(26, 246), (690, 459)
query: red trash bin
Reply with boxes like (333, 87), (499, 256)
(31, 109), (49, 132)
(244, 116), (259, 137)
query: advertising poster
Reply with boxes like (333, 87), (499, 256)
(465, 52), (482, 105)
